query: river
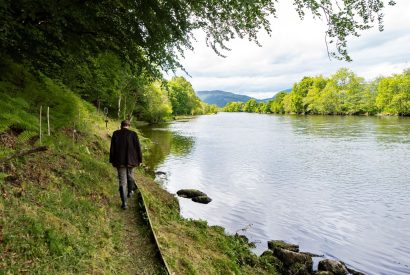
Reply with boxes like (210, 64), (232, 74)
(139, 112), (410, 275)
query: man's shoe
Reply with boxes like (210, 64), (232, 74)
(127, 190), (134, 198)
(119, 186), (127, 209)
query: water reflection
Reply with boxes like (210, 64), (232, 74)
(287, 115), (410, 144)
(140, 113), (410, 275)
(139, 123), (195, 170)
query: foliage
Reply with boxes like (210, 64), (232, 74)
(224, 68), (410, 116)
(376, 70), (410, 115)
(136, 81), (173, 123)
(224, 102), (245, 112)
(60, 52), (129, 109)
(0, 0), (396, 78)
(167, 76), (202, 115)
(269, 92), (287, 114)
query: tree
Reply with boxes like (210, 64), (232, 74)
(137, 81), (173, 123)
(224, 102), (244, 112)
(283, 77), (317, 114)
(0, 0), (396, 76)
(168, 76), (202, 115)
(376, 70), (410, 115)
(269, 92), (287, 114)
(244, 99), (259, 113)
(303, 76), (328, 114)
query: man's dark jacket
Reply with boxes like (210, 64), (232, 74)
(109, 128), (142, 167)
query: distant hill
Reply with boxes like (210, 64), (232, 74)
(196, 90), (254, 107)
(257, 88), (292, 102)
(197, 89), (292, 107)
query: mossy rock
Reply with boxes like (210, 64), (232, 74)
(268, 240), (299, 252)
(176, 189), (206, 198)
(191, 195), (212, 204)
(318, 259), (348, 275)
(272, 247), (313, 275)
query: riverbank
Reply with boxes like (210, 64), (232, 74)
(0, 64), (272, 273)
(0, 83), (165, 272)
(136, 171), (280, 274)
(139, 112), (410, 274)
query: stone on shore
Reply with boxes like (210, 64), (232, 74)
(191, 195), (212, 204)
(318, 259), (348, 275)
(176, 189), (206, 198)
(268, 240), (299, 252)
(272, 247), (313, 275)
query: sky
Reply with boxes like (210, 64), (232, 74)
(174, 0), (410, 99)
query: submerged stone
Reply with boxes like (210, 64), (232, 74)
(318, 259), (348, 275)
(268, 240), (299, 252)
(300, 251), (324, 258)
(191, 195), (212, 204)
(176, 189), (206, 198)
(345, 266), (365, 275)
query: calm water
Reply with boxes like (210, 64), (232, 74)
(139, 112), (410, 275)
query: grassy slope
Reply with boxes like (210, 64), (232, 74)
(0, 59), (163, 273)
(0, 59), (279, 274)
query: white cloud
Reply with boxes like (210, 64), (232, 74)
(173, 0), (410, 98)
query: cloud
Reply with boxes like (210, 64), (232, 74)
(173, 0), (410, 99)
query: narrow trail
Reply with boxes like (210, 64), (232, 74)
(119, 192), (165, 274)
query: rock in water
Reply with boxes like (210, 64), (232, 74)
(191, 195), (212, 204)
(272, 247), (313, 275)
(155, 171), (166, 176)
(318, 259), (348, 275)
(176, 189), (206, 198)
(268, 240), (299, 252)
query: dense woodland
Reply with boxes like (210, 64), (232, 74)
(224, 68), (410, 116)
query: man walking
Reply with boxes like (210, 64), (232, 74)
(109, 120), (142, 209)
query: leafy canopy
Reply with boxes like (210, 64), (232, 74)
(0, 0), (396, 74)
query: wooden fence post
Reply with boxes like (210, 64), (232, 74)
(47, 106), (50, 136)
(39, 105), (42, 144)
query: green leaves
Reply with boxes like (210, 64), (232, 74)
(224, 68), (410, 116)
(0, 0), (396, 75)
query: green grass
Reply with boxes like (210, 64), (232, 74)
(0, 58), (161, 273)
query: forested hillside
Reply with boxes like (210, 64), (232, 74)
(197, 90), (254, 107)
(224, 68), (410, 115)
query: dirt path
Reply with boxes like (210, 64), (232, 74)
(119, 192), (165, 274)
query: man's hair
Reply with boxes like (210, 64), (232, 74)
(121, 120), (131, 128)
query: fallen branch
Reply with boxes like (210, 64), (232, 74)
(0, 146), (48, 163)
